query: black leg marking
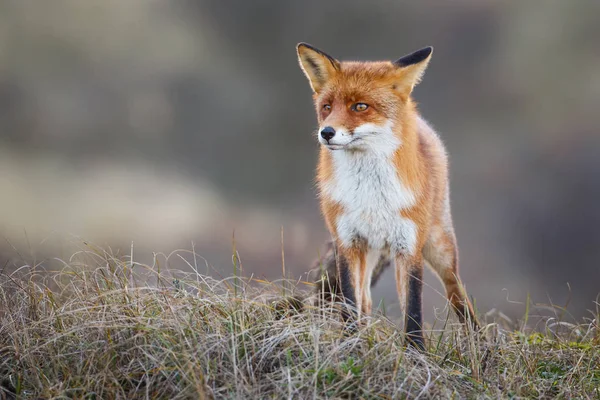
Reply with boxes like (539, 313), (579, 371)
(313, 242), (342, 304)
(338, 255), (355, 306)
(336, 251), (359, 326)
(405, 266), (424, 350)
(313, 243), (357, 324)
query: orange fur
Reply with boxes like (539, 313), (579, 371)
(297, 44), (478, 340)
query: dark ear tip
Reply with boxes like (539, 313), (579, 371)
(394, 46), (434, 67)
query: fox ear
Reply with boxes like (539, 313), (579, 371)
(297, 43), (340, 93)
(392, 46), (433, 96)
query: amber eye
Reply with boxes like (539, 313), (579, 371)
(352, 103), (369, 112)
(322, 104), (331, 111)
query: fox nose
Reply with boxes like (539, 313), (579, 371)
(320, 126), (336, 142)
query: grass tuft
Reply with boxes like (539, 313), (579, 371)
(0, 246), (598, 399)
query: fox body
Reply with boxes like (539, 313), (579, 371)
(297, 43), (478, 348)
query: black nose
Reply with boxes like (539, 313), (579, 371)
(320, 126), (336, 142)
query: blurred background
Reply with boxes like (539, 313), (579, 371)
(1, 0), (599, 321)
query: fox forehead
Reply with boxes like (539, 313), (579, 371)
(338, 61), (399, 81)
(314, 61), (402, 108)
(322, 61), (398, 91)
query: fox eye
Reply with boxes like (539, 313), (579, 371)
(352, 103), (369, 112)
(322, 104), (331, 111)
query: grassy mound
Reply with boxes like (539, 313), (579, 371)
(1, 246), (598, 399)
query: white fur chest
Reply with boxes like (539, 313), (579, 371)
(321, 147), (418, 256)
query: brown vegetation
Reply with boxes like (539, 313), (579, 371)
(1, 245), (598, 398)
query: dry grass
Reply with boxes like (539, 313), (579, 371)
(1, 244), (599, 399)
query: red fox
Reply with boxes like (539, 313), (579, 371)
(297, 43), (479, 348)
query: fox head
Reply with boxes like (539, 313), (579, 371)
(296, 43), (432, 152)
